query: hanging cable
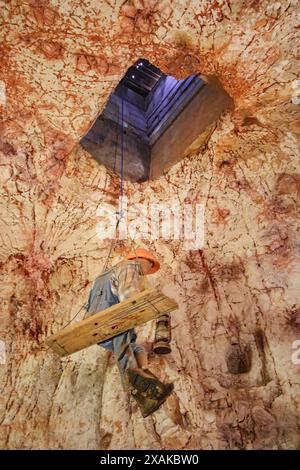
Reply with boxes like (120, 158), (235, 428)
(61, 303), (86, 329)
(119, 89), (125, 220)
(61, 90), (128, 329)
(113, 101), (120, 173)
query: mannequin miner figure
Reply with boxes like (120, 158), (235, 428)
(85, 248), (174, 417)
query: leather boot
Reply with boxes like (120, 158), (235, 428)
(126, 368), (174, 418)
(131, 385), (174, 418)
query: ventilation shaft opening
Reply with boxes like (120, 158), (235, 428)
(80, 59), (233, 182)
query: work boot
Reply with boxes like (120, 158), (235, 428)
(127, 367), (171, 397)
(126, 367), (174, 417)
(131, 385), (174, 418)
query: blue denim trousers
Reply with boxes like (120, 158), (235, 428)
(99, 328), (143, 380)
(86, 271), (143, 381)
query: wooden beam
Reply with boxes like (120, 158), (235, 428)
(45, 289), (178, 357)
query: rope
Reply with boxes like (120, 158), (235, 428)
(120, 91), (125, 219)
(61, 88), (145, 329)
(102, 91), (126, 272)
(61, 303), (86, 329)
(102, 218), (120, 273)
(113, 101), (120, 173)
(146, 298), (160, 315)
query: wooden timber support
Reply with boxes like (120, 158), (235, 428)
(45, 288), (178, 357)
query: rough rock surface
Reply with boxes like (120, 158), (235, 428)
(0, 0), (300, 450)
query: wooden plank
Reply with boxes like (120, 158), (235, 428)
(62, 291), (176, 352)
(45, 289), (178, 357)
(47, 340), (68, 356)
(62, 294), (176, 355)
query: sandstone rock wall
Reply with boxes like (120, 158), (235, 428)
(0, 0), (299, 449)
